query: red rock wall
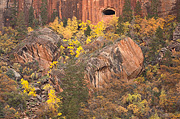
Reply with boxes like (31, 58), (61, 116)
(80, 0), (137, 24)
(59, 0), (139, 24)
(19, 0), (59, 20)
(59, 0), (82, 20)
(16, 0), (177, 24)
(47, 0), (58, 19)
(33, 0), (42, 18)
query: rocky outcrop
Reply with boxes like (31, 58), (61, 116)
(85, 37), (144, 87)
(13, 28), (61, 70)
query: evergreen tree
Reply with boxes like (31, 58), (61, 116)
(84, 25), (91, 36)
(59, 60), (88, 118)
(63, 18), (68, 27)
(10, 0), (18, 28)
(40, 0), (48, 25)
(51, 9), (58, 22)
(148, 26), (165, 63)
(122, 0), (133, 22)
(16, 11), (27, 40)
(148, 0), (159, 18)
(134, 1), (142, 16)
(116, 15), (124, 35)
(28, 5), (35, 27)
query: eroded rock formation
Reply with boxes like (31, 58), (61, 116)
(85, 37), (144, 87)
(13, 28), (61, 70)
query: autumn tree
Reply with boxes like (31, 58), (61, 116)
(122, 0), (133, 22)
(0, 73), (26, 118)
(0, 27), (18, 54)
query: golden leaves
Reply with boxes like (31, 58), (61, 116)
(21, 78), (36, 96)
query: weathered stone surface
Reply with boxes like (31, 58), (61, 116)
(13, 28), (61, 70)
(85, 37), (144, 87)
(9, 68), (21, 80)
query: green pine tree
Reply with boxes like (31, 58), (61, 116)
(134, 1), (142, 16)
(16, 11), (27, 40)
(148, 26), (165, 63)
(40, 0), (48, 25)
(122, 0), (133, 22)
(51, 9), (58, 22)
(10, 0), (18, 28)
(28, 5), (35, 27)
(84, 25), (91, 36)
(59, 60), (88, 119)
(148, 0), (159, 19)
(63, 18), (68, 27)
(116, 15), (124, 35)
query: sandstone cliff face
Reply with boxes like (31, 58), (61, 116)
(0, 0), (178, 30)
(85, 37), (144, 87)
(60, 0), (137, 24)
(13, 28), (61, 70)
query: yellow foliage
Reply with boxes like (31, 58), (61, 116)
(21, 78), (36, 96)
(122, 22), (131, 35)
(139, 17), (165, 37)
(159, 89), (167, 108)
(90, 21), (106, 38)
(49, 17), (78, 39)
(4, 105), (20, 119)
(62, 28), (73, 39)
(66, 16), (78, 34)
(0, 27), (18, 54)
(43, 84), (53, 91)
(79, 22), (87, 31)
(49, 17), (64, 35)
(46, 89), (61, 112)
(75, 46), (84, 57)
(27, 27), (33, 33)
(86, 37), (91, 44)
(107, 15), (118, 32)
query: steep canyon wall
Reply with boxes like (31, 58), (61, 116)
(0, 0), (178, 31)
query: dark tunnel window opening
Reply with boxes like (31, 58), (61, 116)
(103, 9), (115, 15)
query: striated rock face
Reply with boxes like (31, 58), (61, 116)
(85, 37), (144, 87)
(60, 0), (137, 24)
(13, 28), (61, 70)
(0, 0), (178, 30)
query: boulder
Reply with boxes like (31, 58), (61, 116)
(85, 37), (144, 87)
(13, 28), (61, 70)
